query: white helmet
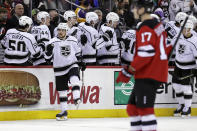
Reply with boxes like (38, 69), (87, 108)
(189, 15), (197, 25)
(64, 10), (76, 21)
(175, 12), (187, 24)
(19, 16), (33, 26)
(86, 12), (98, 24)
(37, 11), (50, 22)
(106, 12), (119, 23)
(181, 20), (194, 29)
(57, 23), (70, 32)
(150, 14), (160, 21)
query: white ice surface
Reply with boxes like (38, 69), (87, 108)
(0, 117), (197, 131)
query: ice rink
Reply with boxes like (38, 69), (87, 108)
(0, 117), (197, 131)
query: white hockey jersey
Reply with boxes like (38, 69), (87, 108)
(172, 34), (197, 69)
(169, 0), (197, 20)
(97, 24), (120, 65)
(165, 21), (180, 40)
(46, 36), (81, 76)
(78, 22), (99, 64)
(31, 25), (51, 42)
(165, 21), (180, 66)
(1, 28), (41, 65)
(31, 25), (51, 65)
(121, 29), (136, 65)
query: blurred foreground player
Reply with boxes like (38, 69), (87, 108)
(45, 23), (85, 121)
(116, 0), (171, 130)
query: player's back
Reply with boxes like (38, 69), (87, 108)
(31, 25), (51, 41)
(3, 28), (39, 65)
(78, 22), (99, 45)
(132, 19), (170, 82)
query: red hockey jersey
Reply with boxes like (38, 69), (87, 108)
(131, 19), (171, 83)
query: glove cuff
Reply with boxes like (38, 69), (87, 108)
(122, 68), (133, 78)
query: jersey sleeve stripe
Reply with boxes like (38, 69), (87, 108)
(137, 45), (155, 57)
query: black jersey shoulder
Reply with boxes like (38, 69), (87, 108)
(137, 19), (159, 30)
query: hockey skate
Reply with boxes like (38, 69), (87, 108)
(181, 107), (191, 117)
(56, 111), (68, 121)
(74, 98), (81, 109)
(174, 104), (184, 117)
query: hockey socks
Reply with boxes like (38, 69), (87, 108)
(127, 104), (142, 131)
(127, 104), (157, 131)
(56, 90), (68, 121)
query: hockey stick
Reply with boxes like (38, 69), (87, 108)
(76, 53), (85, 110)
(169, 71), (194, 80)
(179, 74), (194, 80)
(64, 0), (85, 10)
(168, 15), (189, 62)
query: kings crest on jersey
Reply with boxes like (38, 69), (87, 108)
(172, 34), (197, 69)
(60, 45), (71, 57)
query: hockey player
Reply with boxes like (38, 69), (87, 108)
(53, 10), (79, 40)
(120, 29), (136, 65)
(116, 0), (171, 130)
(96, 12), (120, 65)
(1, 16), (41, 65)
(169, 0), (197, 21)
(188, 15), (197, 35)
(172, 20), (197, 117)
(45, 23), (84, 121)
(78, 12), (99, 65)
(165, 12), (187, 66)
(31, 11), (51, 65)
(63, 10), (79, 39)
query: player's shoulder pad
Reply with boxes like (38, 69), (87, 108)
(67, 35), (78, 43)
(100, 24), (114, 32)
(168, 21), (175, 25)
(187, 34), (197, 44)
(22, 32), (36, 40)
(78, 22), (85, 27)
(138, 19), (159, 30)
(49, 37), (60, 44)
(126, 29), (136, 35)
(6, 28), (18, 35)
(31, 26), (37, 30)
(39, 25), (49, 30)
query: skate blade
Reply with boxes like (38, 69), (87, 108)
(75, 100), (81, 110)
(76, 103), (80, 110)
(181, 114), (191, 118)
(174, 113), (181, 117)
(56, 116), (68, 121)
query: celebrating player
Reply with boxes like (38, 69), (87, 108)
(45, 23), (85, 121)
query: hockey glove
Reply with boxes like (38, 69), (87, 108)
(123, 39), (131, 52)
(116, 66), (134, 83)
(106, 45), (113, 50)
(79, 61), (86, 71)
(81, 34), (87, 46)
(102, 30), (113, 42)
(105, 30), (113, 39)
(102, 35), (109, 41)
(38, 42), (45, 51)
(46, 44), (54, 56)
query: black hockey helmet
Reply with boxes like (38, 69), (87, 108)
(133, 0), (154, 13)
